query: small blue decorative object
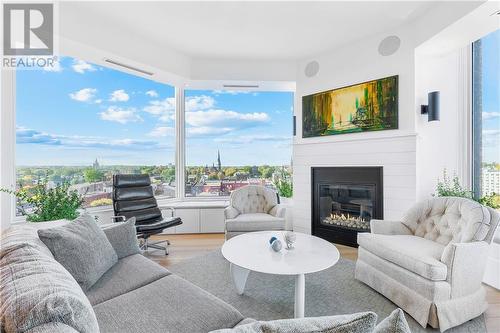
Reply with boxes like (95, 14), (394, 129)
(271, 239), (282, 252)
(269, 236), (278, 245)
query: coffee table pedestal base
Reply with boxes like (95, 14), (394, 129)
(230, 263), (250, 295)
(294, 274), (305, 318)
(230, 263), (306, 319)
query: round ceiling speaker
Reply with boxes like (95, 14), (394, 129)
(378, 36), (401, 56)
(304, 61), (320, 77)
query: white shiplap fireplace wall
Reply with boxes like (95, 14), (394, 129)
(292, 28), (419, 234)
(292, 134), (417, 234)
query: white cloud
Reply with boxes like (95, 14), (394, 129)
(143, 97), (175, 122)
(100, 106), (142, 124)
(72, 59), (96, 74)
(143, 95), (215, 123)
(69, 88), (97, 102)
(94, 99), (103, 104)
(148, 126), (175, 137)
(483, 129), (500, 148)
(186, 95), (215, 111)
(146, 90), (158, 98)
(186, 109), (269, 127)
(16, 126), (166, 151)
(109, 89), (130, 102)
(187, 127), (233, 137)
(43, 59), (62, 72)
(483, 112), (500, 120)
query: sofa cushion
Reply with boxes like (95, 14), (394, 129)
(358, 233), (447, 281)
(401, 197), (491, 245)
(226, 213), (285, 232)
(373, 308), (411, 333)
(101, 217), (141, 259)
(209, 312), (377, 333)
(93, 275), (244, 333)
(38, 214), (118, 290)
(0, 244), (99, 333)
(85, 253), (170, 305)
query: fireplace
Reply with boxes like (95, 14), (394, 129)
(311, 167), (383, 247)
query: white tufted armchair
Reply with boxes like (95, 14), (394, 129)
(224, 185), (287, 240)
(355, 197), (500, 332)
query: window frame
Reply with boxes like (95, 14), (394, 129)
(4, 59), (295, 224)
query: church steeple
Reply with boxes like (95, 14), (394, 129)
(217, 150), (221, 171)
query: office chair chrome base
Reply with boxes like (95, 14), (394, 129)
(139, 238), (171, 255)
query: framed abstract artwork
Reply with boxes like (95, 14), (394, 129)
(302, 75), (398, 138)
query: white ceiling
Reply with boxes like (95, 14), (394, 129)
(60, 1), (440, 61)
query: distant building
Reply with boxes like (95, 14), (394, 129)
(93, 158), (100, 169)
(250, 166), (259, 177)
(217, 150), (222, 171)
(482, 169), (500, 196)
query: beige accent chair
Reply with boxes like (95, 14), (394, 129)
(355, 197), (500, 332)
(224, 185), (287, 240)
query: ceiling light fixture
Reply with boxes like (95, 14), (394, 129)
(104, 59), (154, 76)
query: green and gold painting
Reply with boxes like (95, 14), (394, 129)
(302, 75), (398, 137)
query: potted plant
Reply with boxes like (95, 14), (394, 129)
(273, 168), (293, 204)
(434, 169), (500, 209)
(1, 181), (84, 223)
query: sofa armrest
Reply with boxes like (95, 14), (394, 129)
(370, 219), (413, 235)
(441, 241), (490, 298)
(269, 204), (286, 218)
(225, 206), (240, 220)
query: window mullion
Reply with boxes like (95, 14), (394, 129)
(175, 86), (185, 199)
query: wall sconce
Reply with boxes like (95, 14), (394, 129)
(421, 91), (440, 121)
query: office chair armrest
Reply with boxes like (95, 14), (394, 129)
(111, 215), (127, 223)
(159, 206), (175, 217)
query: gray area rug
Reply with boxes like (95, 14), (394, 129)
(170, 250), (487, 333)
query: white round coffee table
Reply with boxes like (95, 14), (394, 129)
(221, 231), (340, 318)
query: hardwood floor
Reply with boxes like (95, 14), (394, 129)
(146, 233), (500, 332)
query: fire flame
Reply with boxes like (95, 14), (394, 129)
(329, 213), (366, 222)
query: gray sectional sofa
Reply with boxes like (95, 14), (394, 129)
(1, 222), (410, 333)
(0, 224), (246, 333)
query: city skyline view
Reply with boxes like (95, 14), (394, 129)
(16, 56), (293, 167)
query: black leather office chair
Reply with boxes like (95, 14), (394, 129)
(112, 174), (182, 255)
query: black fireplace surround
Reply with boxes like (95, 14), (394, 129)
(311, 167), (383, 247)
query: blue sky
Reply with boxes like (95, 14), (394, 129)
(16, 56), (293, 166)
(479, 29), (499, 163)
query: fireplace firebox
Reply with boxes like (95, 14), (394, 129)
(311, 167), (383, 247)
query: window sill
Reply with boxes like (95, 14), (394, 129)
(11, 197), (230, 225)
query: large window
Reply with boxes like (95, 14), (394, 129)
(184, 90), (294, 197)
(15, 56), (175, 216)
(472, 30), (499, 202)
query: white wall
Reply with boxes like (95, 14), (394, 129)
(292, 28), (419, 233)
(414, 1), (500, 200)
(415, 48), (469, 201)
(291, 2), (485, 234)
(293, 136), (417, 234)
